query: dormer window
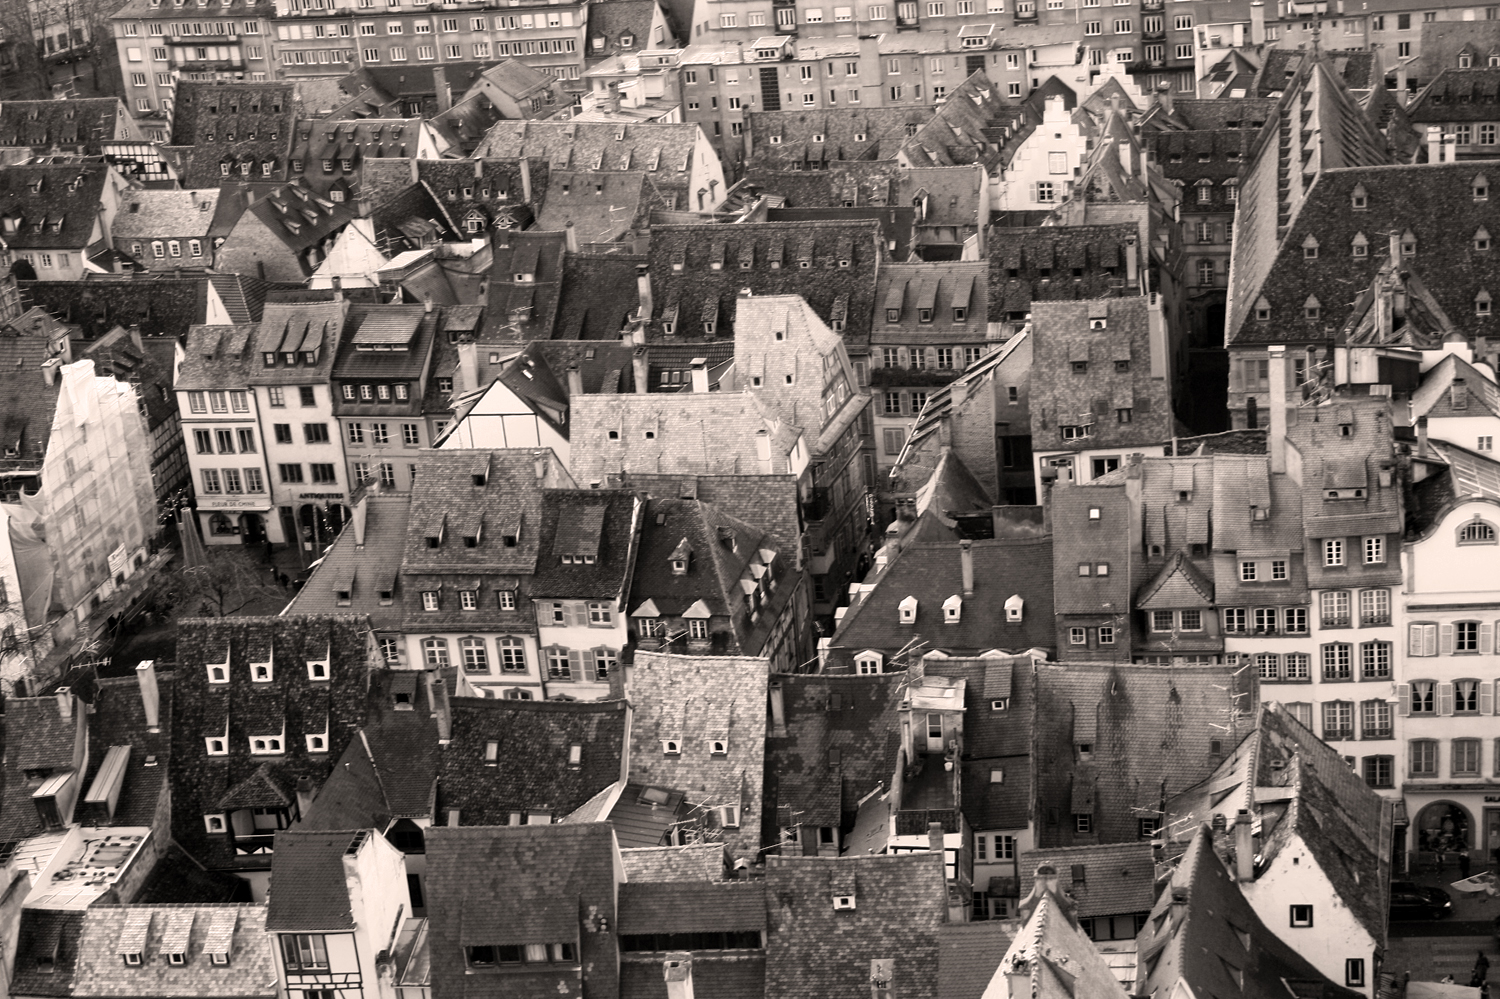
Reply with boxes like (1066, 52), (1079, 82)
(833, 894), (856, 910)
(568, 744), (582, 768)
(898, 595), (917, 624)
(856, 651), (883, 674)
(1478, 291), (1493, 316)
(1255, 296), (1271, 321)
(1302, 234), (1319, 259)
(1476, 227), (1492, 251)
(250, 735), (283, 754)
(205, 737), (227, 755)
(1005, 594), (1024, 622)
(1401, 230), (1417, 256)
(204, 814), (226, 834)
(1350, 183), (1367, 210)
(942, 594), (962, 623)
(1476, 173), (1490, 200)
(1352, 232), (1368, 257)
(206, 645), (230, 684)
(662, 738), (682, 755)
(1304, 295), (1320, 320)
(709, 738), (728, 755)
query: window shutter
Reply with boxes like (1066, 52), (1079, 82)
(1397, 682), (1411, 716)
(1408, 624), (1424, 657)
(1184, 224), (1196, 244)
(570, 602), (586, 627)
(568, 649), (584, 677)
(1438, 681), (1455, 716)
(1228, 359), (1244, 392)
(1029, 182), (1037, 203)
(1215, 224), (1225, 243)
(1423, 624), (1438, 657)
(1440, 623), (1455, 655)
(1482, 622), (1495, 655)
(1483, 681), (1495, 716)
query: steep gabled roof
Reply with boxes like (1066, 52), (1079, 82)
(0, 98), (130, 154)
(0, 162), (109, 250)
(265, 831), (361, 931)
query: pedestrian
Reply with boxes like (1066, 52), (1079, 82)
(1462, 849), (1473, 878)
(1477, 950), (1491, 983)
(278, 571), (289, 589)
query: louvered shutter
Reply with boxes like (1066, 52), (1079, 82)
(568, 649), (584, 679)
(1440, 623), (1456, 655)
(1482, 622), (1495, 655)
(1409, 624), (1424, 657)
(1228, 359), (1244, 392)
(1482, 681), (1495, 716)
(1397, 682), (1411, 716)
(1423, 624), (1438, 657)
(1438, 681), (1456, 716)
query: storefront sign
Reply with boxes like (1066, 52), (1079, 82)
(299, 492), (345, 500)
(196, 496), (272, 511)
(1485, 796), (1500, 803)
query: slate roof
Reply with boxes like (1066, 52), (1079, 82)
(618, 843), (728, 882)
(618, 958), (765, 999)
(369, 180), (458, 254)
(924, 655), (1035, 831)
(287, 117), (435, 197)
(627, 651), (768, 859)
(167, 83), (297, 189)
(613, 472), (803, 555)
(529, 488), (639, 600)
(617, 882), (766, 935)
(568, 391), (802, 483)
(425, 824), (621, 999)
(762, 854), (947, 999)
(765, 674), (904, 829)
(474, 120), (703, 203)
(766, 207), (915, 263)
(25, 275), (212, 341)
(745, 107), (935, 169)
(588, 0), (662, 55)
(62, 904), (277, 997)
(0, 310), (68, 471)
(287, 492), (410, 630)
(0, 693), (83, 841)
(903, 72), (1028, 173)
(1136, 825), (1365, 999)
(986, 224), (1140, 315)
(897, 168), (986, 232)
(554, 253), (648, 340)
(360, 158), (549, 230)
(995, 889), (1124, 999)
(483, 229), (568, 340)
(1145, 98), (1277, 132)
(0, 162), (108, 251)
(169, 616), (372, 870)
(1032, 662), (1254, 847)
(1017, 843), (1156, 916)
(438, 698), (629, 824)
(0, 98), (129, 154)
(79, 673), (175, 828)
(10, 909), (86, 997)
(114, 190), (221, 243)
(538, 172), (656, 242)
(642, 221), (883, 345)
(830, 535), (1055, 662)
(744, 160), (902, 209)
(872, 260), (989, 342)
(1255, 49), (1380, 97)
(265, 830), (361, 930)
(398, 450), (552, 626)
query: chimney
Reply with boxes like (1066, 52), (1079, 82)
(1125, 233), (1139, 287)
(607, 80), (622, 114)
(456, 338), (478, 395)
(409, 157), (420, 184)
(1417, 415), (1430, 456)
(636, 264), (653, 322)
(564, 220), (578, 253)
(1444, 132), (1457, 162)
(1388, 228), (1402, 267)
(1232, 21), (1244, 46)
(534, 452), (549, 481)
(959, 539), (974, 597)
(664, 953), (694, 999)
(755, 428), (773, 473)
(1426, 126), (1442, 163)
(519, 157), (533, 203)
(1234, 808), (1254, 882)
(567, 363), (584, 397)
(1155, 82), (1174, 118)
(927, 821), (945, 860)
(1396, 64), (1409, 106)
(295, 776), (317, 818)
(56, 687), (72, 719)
(1249, 1), (1265, 44)
(433, 63), (452, 113)
(632, 346), (649, 395)
(136, 660), (160, 733)
(426, 668), (452, 744)
(689, 357), (709, 393)
(1267, 345), (1287, 474)
(424, 294), (434, 314)
(351, 489), (369, 546)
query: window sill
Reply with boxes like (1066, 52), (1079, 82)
(464, 964), (581, 976)
(1321, 676), (1354, 683)
(1362, 733), (1394, 740)
(1262, 677), (1312, 684)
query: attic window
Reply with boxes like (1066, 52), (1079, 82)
(709, 738), (729, 755)
(1351, 232), (1368, 257)
(1476, 227), (1492, 251)
(769, 135), (783, 144)
(1401, 231), (1416, 256)
(898, 595), (917, 624)
(1350, 184), (1367, 210)
(484, 740), (499, 763)
(1475, 173), (1489, 200)
(167, 953), (186, 967)
(1304, 296), (1321, 320)
(662, 739), (682, 755)
(833, 894), (856, 910)
(1004, 594), (1024, 621)
(1302, 234), (1318, 259)
(1478, 291), (1493, 317)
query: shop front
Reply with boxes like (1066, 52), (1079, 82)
(196, 495), (281, 546)
(1401, 789), (1500, 872)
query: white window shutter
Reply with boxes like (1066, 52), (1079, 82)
(1440, 623), (1455, 655)
(1424, 624), (1438, 657)
(568, 649), (583, 675)
(1482, 622), (1495, 655)
(1409, 624), (1424, 657)
(1228, 359), (1244, 392)
(1483, 681), (1495, 716)
(1438, 681), (1456, 716)
(1397, 682), (1411, 716)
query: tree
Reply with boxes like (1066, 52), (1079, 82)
(162, 548), (282, 618)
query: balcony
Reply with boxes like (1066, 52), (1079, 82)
(1140, 0), (1162, 8)
(896, 13), (920, 28)
(1361, 614), (1391, 627)
(1323, 729), (1353, 742)
(1321, 616), (1351, 629)
(1142, 23), (1165, 39)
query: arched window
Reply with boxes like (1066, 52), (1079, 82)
(1459, 519), (1497, 545)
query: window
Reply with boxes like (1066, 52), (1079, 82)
(268, 387), (285, 407)
(1222, 608), (1246, 633)
(1323, 539), (1343, 566)
(1321, 591), (1350, 627)
(201, 469), (222, 494)
(1454, 738), (1481, 776)
(422, 638), (448, 666)
(1284, 607), (1307, 633)
(1359, 589), (1389, 626)
(304, 423), (329, 444)
(1456, 621), (1481, 652)
(1289, 905), (1313, 928)
(1322, 700), (1353, 740)
(461, 638), (488, 672)
(1363, 755), (1393, 787)
(1069, 627), (1087, 645)
(1363, 536), (1383, 564)
(1321, 643), (1352, 681)
(1411, 739), (1438, 775)
(1074, 814), (1092, 833)
(1360, 642), (1390, 679)
(1460, 520), (1497, 544)
(547, 648), (574, 681)
(281, 935), (329, 971)
(1284, 653), (1309, 680)
(1346, 959), (1365, 990)
(278, 464), (303, 483)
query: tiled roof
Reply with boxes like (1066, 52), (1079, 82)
(1412, 351), (1500, 421)
(588, 0), (662, 54)
(745, 107), (934, 169)
(831, 536), (1055, 662)
(287, 117), (434, 196)
(872, 260), (989, 341)
(925, 655), (1034, 830)
(236, 182), (360, 263)
(66, 905), (276, 997)
(567, 391), (802, 483)
(554, 253), (648, 341)
(0, 693), (82, 841)
(1032, 662), (1254, 847)
(618, 843), (728, 882)
(359, 158), (548, 231)
(615, 472), (803, 555)
(903, 72), (1028, 173)
(627, 651), (768, 860)
(474, 121), (702, 202)
(25, 275), (210, 341)
(987, 224), (1140, 315)
(169, 617), (371, 869)
(936, 922), (1014, 999)
(617, 882), (766, 934)
(438, 698), (629, 824)
(167, 83), (296, 189)
(619, 957), (765, 999)
(113, 190), (220, 241)
(0, 310), (68, 471)
(0, 162), (109, 250)
(1018, 843), (1156, 916)
(896, 168), (985, 231)
(368, 180), (458, 255)
(483, 229), (568, 340)
(996, 889), (1123, 999)
(265, 831), (360, 930)
(286, 491), (410, 629)
(0, 98), (130, 153)
(642, 221), (883, 344)
(1255, 49), (1379, 97)
(1146, 98), (1277, 132)
(1428, 439), (1500, 504)
(762, 854), (947, 999)
(425, 825), (620, 999)
(11, 909), (85, 997)
(765, 207), (915, 262)
(529, 488), (639, 600)
(80, 326), (181, 435)
(332, 303), (438, 382)
(537, 171), (656, 243)
(1136, 825), (1365, 999)
(744, 160), (902, 209)
(766, 673), (904, 828)
(80, 674), (175, 828)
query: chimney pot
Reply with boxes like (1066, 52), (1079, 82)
(567, 363), (584, 397)
(959, 539), (974, 598)
(564, 220), (578, 254)
(690, 357), (709, 394)
(632, 347), (650, 395)
(136, 660), (161, 732)
(55, 687), (72, 719)
(1234, 808), (1255, 882)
